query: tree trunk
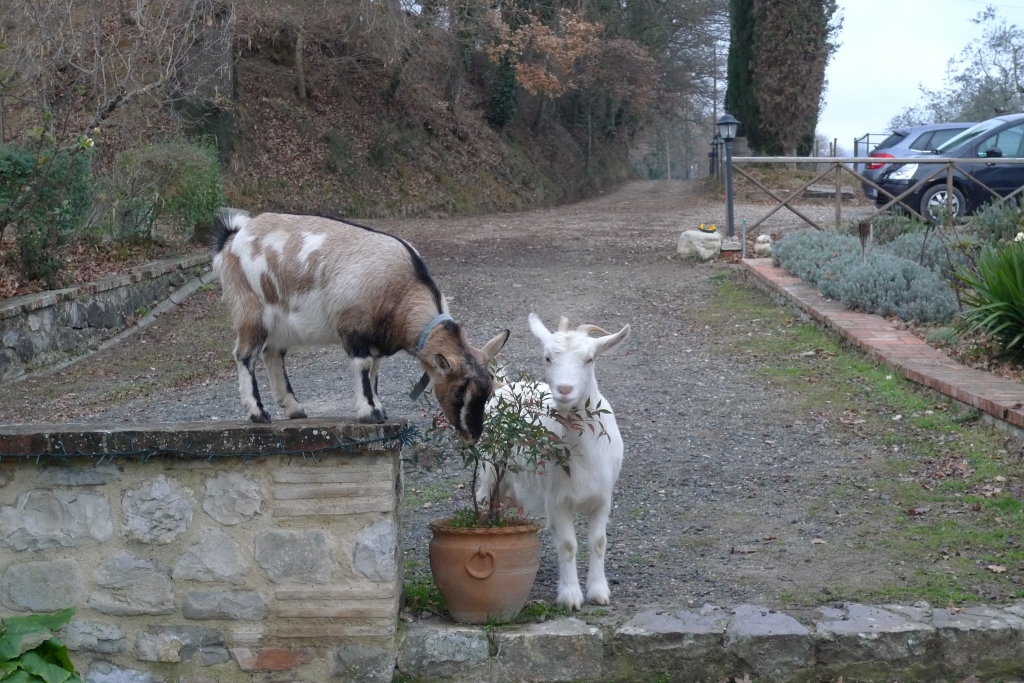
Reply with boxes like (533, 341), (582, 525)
(586, 109), (592, 172)
(532, 92), (547, 132)
(295, 32), (306, 102)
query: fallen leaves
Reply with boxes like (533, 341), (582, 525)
(986, 564), (1007, 574)
(730, 545), (757, 554)
(907, 505), (932, 516)
(811, 538), (826, 545)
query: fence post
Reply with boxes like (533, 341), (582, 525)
(725, 139), (736, 238)
(834, 150), (842, 230)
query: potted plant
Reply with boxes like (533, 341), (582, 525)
(413, 371), (579, 624)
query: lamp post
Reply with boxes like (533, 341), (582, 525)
(712, 132), (720, 178)
(716, 114), (739, 242)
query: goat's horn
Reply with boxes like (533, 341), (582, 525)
(557, 316), (569, 333)
(577, 324), (608, 336)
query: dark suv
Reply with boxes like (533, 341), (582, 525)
(875, 113), (1024, 221)
(861, 123), (975, 198)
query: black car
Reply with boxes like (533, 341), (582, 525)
(875, 113), (1024, 221)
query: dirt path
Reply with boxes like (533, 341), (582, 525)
(1, 181), (1009, 623)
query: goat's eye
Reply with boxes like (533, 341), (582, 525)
(545, 356), (552, 363)
(585, 357), (594, 364)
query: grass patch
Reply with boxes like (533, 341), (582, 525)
(707, 271), (1024, 606)
(403, 482), (454, 508)
(404, 576), (445, 614)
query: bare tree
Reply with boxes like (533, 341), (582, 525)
(889, 8), (1023, 128)
(0, 0), (235, 253)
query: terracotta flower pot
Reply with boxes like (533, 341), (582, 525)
(428, 518), (542, 624)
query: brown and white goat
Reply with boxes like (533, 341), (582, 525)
(210, 209), (508, 439)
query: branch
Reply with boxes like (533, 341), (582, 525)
(83, 75), (168, 136)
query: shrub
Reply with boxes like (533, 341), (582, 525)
(817, 251), (863, 300)
(367, 123), (418, 169)
(956, 239), (1024, 360)
(486, 54), (519, 128)
(864, 212), (926, 245)
(772, 230), (860, 286)
(883, 230), (967, 279)
(323, 130), (356, 176)
(833, 252), (957, 323)
(97, 140), (224, 242)
(413, 369), (604, 528)
(970, 199), (1024, 245)
(0, 142), (93, 286)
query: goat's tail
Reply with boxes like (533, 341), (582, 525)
(209, 208), (251, 254)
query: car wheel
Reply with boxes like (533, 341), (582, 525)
(920, 185), (965, 222)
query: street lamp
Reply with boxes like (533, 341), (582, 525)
(716, 113), (740, 241)
(712, 133), (722, 177)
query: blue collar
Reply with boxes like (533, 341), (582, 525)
(416, 313), (454, 352)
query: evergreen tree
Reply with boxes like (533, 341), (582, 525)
(751, 0), (838, 156)
(725, 0), (839, 155)
(724, 0), (760, 148)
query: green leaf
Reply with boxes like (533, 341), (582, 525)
(2, 669), (46, 683)
(31, 640), (74, 675)
(0, 610), (75, 662)
(18, 651), (72, 683)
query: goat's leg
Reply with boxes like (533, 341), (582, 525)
(368, 356), (387, 420)
(351, 356), (385, 423)
(262, 347), (306, 419)
(550, 509), (584, 610)
(235, 336), (271, 424)
(584, 503), (612, 605)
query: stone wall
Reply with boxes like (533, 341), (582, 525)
(0, 253), (213, 382)
(0, 420), (405, 683)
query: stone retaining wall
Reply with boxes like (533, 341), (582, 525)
(0, 253), (213, 382)
(0, 420), (405, 683)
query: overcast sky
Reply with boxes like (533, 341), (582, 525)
(817, 0), (1013, 155)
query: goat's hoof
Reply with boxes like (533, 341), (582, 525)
(556, 586), (584, 611)
(359, 409), (386, 424)
(287, 409), (307, 419)
(586, 588), (611, 606)
(250, 410), (272, 424)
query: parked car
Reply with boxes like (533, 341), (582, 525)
(875, 113), (1024, 221)
(861, 123), (976, 198)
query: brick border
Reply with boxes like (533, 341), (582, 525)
(742, 258), (1024, 431)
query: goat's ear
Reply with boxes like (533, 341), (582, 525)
(528, 313), (551, 342)
(595, 324), (630, 356)
(481, 329), (510, 360)
(433, 354), (452, 374)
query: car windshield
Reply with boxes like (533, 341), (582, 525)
(936, 119), (1005, 153)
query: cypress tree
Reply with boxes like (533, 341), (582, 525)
(724, 0), (761, 149)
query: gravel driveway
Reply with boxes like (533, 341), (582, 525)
(1, 182), (904, 622)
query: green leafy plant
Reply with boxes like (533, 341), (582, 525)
(775, 230), (958, 323)
(96, 140), (224, 243)
(955, 237), (1024, 360)
(0, 607), (81, 683)
(0, 141), (94, 286)
(970, 198), (1024, 246)
(413, 369), (607, 528)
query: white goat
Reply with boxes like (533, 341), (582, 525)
(479, 313), (630, 609)
(210, 209), (508, 439)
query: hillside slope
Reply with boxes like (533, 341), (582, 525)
(222, 52), (637, 218)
